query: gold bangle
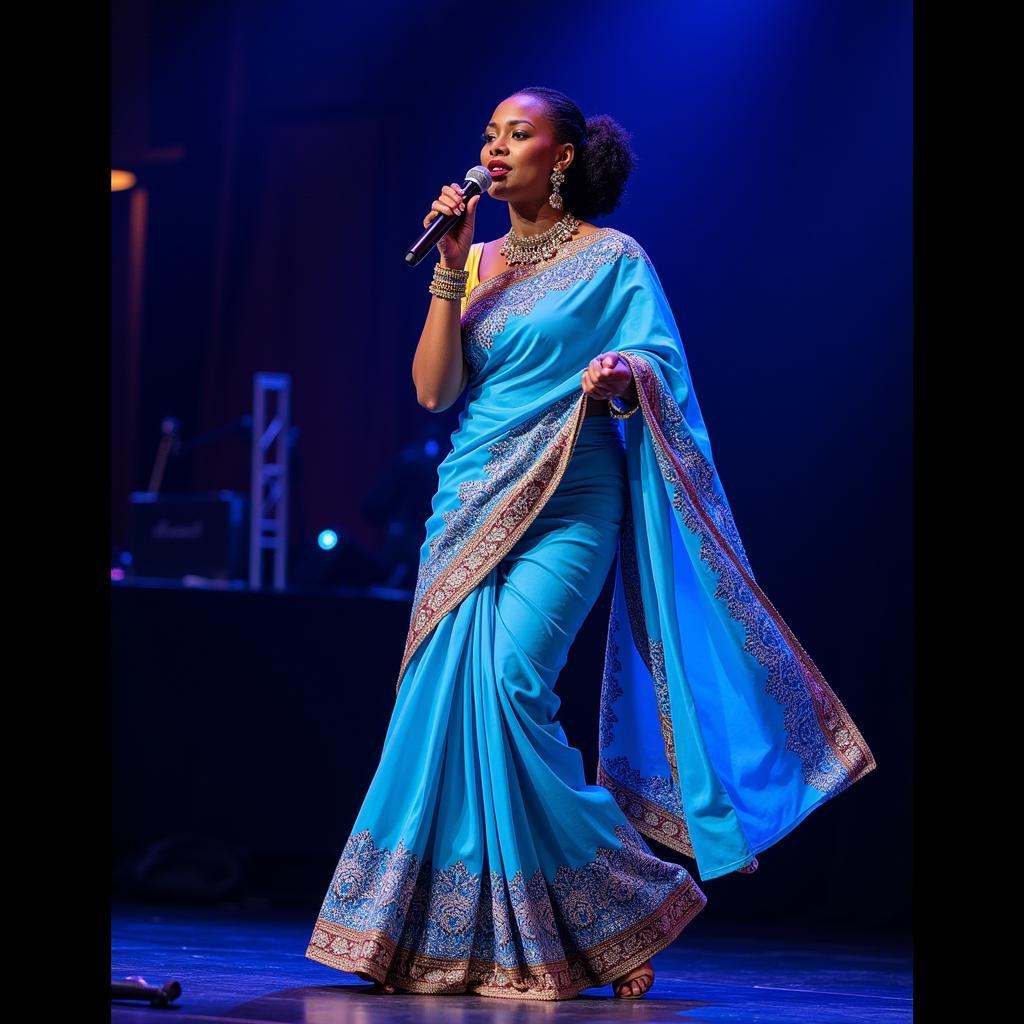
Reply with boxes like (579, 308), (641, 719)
(428, 282), (465, 301)
(429, 262), (469, 301)
(433, 266), (468, 280)
(608, 391), (640, 419)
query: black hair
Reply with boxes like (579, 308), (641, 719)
(512, 85), (638, 221)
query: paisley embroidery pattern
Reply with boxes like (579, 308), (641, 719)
(305, 822), (707, 1000)
(399, 392), (588, 692)
(623, 353), (877, 792)
(597, 759), (695, 858)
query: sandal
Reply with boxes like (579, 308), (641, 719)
(613, 959), (654, 998)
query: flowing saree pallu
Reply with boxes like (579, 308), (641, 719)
(305, 227), (876, 999)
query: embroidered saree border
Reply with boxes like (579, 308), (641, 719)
(597, 535), (696, 857)
(306, 880), (704, 1000)
(463, 226), (616, 315)
(621, 352), (878, 792)
(397, 392), (589, 693)
(305, 823), (707, 1001)
(618, 504), (683, 794)
(596, 761), (696, 859)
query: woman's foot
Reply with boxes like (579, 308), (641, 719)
(353, 969), (403, 993)
(613, 958), (654, 998)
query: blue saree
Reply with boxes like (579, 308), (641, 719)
(304, 227), (877, 999)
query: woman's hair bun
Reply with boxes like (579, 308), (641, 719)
(513, 86), (638, 220)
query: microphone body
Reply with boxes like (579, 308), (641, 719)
(404, 166), (492, 267)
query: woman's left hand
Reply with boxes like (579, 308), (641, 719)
(582, 351), (635, 401)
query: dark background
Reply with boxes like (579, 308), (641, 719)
(111, 0), (911, 931)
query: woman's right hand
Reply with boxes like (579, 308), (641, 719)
(423, 181), (481, 268)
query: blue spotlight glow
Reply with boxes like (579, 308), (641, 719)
(318, 529), (338, 550)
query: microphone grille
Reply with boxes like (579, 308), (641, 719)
(465, 165), (493, 191)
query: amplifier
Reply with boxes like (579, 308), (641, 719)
(128, 491), (249, 581)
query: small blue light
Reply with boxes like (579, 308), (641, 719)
(424, 439), (439, 457)
(318, 529), (338, 551)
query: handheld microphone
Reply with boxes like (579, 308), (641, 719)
(404, 166), (492, 267)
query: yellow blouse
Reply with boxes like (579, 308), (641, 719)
(461, 242), (483, 318)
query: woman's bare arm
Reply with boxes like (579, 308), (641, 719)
(412, 257), (470, 412)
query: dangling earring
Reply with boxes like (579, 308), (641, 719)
(548, 168), (565, 210)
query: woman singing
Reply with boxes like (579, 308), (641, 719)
(304, 86), (876, 1001)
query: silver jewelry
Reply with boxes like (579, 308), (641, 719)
(548, 167), (566, 210)
(499, 210), (581, 266)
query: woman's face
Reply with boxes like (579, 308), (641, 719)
(480, 94), (571, 204)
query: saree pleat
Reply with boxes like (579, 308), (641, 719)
(305, 227), (875, 998)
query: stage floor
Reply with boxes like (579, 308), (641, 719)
(111, 899), (911, 1021)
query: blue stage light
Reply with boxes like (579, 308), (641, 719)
(318, 529), (338, 551)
